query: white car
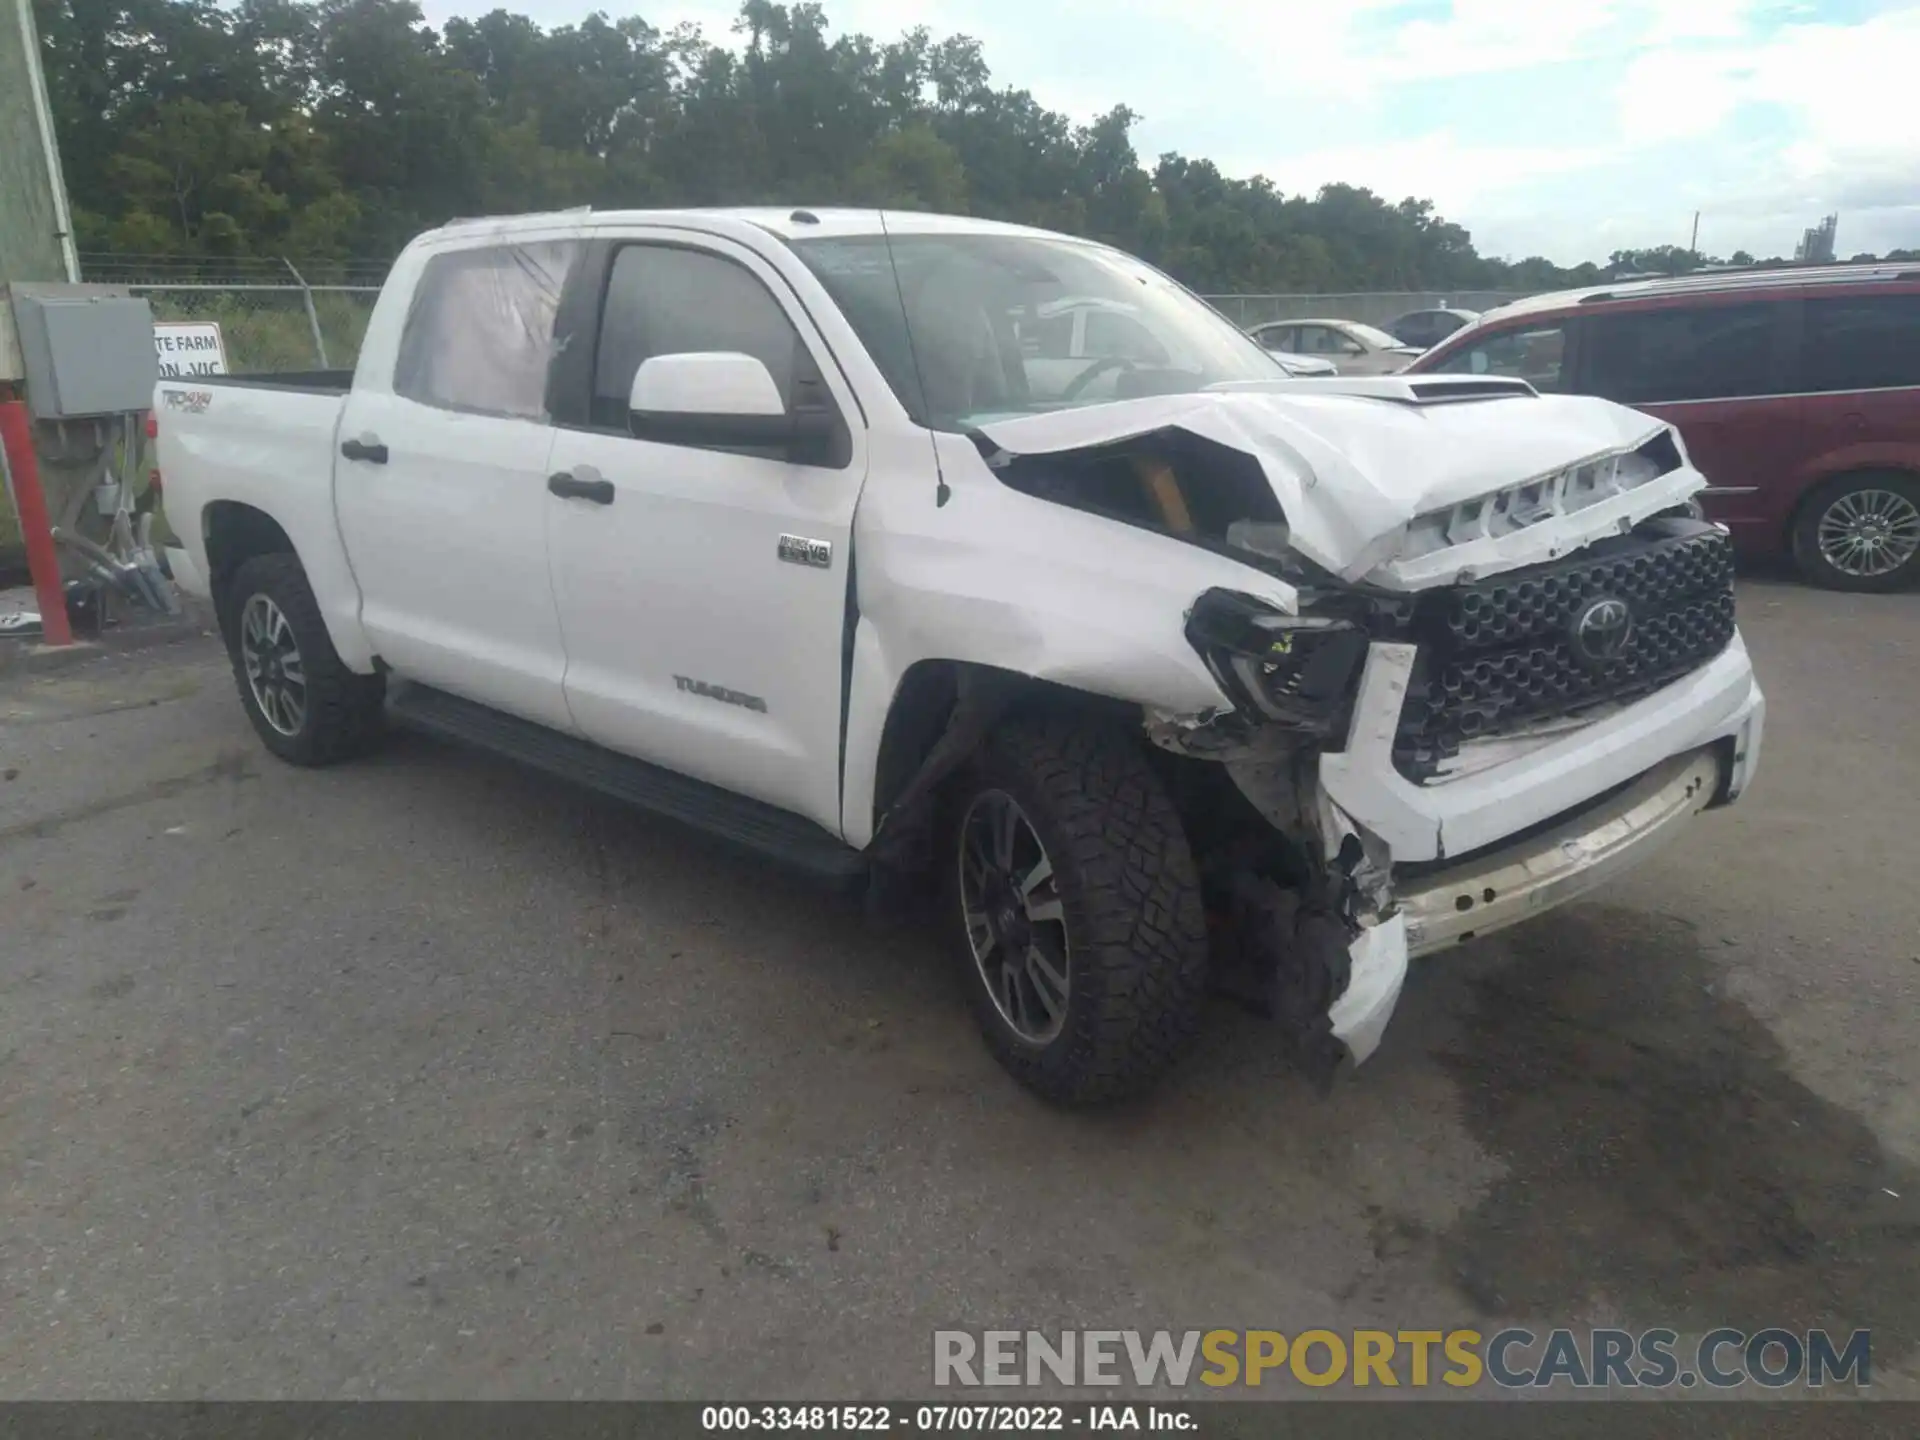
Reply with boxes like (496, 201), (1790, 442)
(1250, 318), (1426, 375)
(155, 207), (1764, 1104)
(1021, 295), (1337, 386)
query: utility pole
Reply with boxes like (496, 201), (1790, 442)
(3, 0), (84, 644)
(1, 0), (79, 284)
(1689, 211), (1701, 260)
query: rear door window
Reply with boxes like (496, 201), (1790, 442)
(1429, 322), (1571, 392)
(1582, 301), (1783, 404)
(1296, 325), (1357, 357)
(1395, 314), (1437, 347)
(1799, 294), (1920, 393)
(394, 241), (581, 419)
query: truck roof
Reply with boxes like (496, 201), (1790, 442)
(432, 206), (1068, 244)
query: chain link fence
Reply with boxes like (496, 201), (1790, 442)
(79, 255), (385, 372)
(120, 283), (1535, 371)
(78, 255), (1542, 370)
(1201, 291), (1536, 329)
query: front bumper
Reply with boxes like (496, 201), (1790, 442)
(1322, 651), (1763, 1065)
(1321, 632), (1764, 863)
(1397, 744), (1724, 958)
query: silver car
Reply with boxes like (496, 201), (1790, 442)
(1249, 318), (1425, 376)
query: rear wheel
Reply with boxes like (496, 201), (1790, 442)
(941, 715), (1210, 1105)
(1791, 471), (1920, 592)
(226, 553), (385, 765)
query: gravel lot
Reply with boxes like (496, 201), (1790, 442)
(2, 579), (1917, 1400)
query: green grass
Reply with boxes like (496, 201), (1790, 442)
(145, 289), (376, 372)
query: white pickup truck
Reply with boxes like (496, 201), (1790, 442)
(156, 207), (1765, 1104)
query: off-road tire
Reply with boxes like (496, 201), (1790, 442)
(941, 714), (1211, 1105)
(226, 553), (385, 765)
(1790, 470), (1920, 593)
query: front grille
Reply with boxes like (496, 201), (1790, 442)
(1394, 520), (1736, 781)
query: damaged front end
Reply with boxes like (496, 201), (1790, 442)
(964, 381), (1724, 1087)
(1151, 586), (1414, 1089)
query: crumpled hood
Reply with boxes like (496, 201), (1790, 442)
(972, 382), (1706, 587)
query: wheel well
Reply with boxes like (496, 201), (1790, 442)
(1785, 465), (1920, 547)
(870, 660), (1140, 843)
(203, 502), (296, 625)
(872, 662), (963, 831)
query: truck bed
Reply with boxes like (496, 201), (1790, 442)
(181, 369), (355, 395)
(153, 375), (360, 646)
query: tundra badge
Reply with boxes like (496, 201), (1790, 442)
(673, 676), (768, 713)
(777, 534), (833, 569)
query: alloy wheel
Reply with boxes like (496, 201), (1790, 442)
(240, 593), (307, 737)
(958, 789), (1071, 1044)
(1817, 488), (1920, 579)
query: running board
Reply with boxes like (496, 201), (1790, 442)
(387, 682), (869, 885)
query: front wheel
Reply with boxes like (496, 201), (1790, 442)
(941, 715), (1210, 1105)
(225, 553), (385, 765)
(1791, 472), (1920, 592)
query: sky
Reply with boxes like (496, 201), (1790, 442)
(416, 0), (1920, 266)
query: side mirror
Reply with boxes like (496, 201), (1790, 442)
(629, 351), (836, 452)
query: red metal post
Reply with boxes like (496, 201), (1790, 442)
(0, 396), (72, 646)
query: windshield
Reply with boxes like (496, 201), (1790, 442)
(1346, 321), (1411, 350)
(789, 231), (1287, 430)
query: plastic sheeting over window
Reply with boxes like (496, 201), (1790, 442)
(395, 241), (581, 419)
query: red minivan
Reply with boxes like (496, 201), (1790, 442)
(1408, 265), (1920, 591)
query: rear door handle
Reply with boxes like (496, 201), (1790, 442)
(547, 469), (615, 505)
(340, 436), (388, 464)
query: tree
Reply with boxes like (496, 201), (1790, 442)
(846, 125), (967, 211)
(1608, 245), (1705, 277)
(41, 0), (1705, 294)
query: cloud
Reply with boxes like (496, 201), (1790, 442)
(1606, 6), (1920, 253)
(1618, 5), (1920, 146)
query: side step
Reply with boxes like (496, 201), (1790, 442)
(387, 682), (869, 885)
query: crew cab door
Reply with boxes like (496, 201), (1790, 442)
(333, 235), (582, 732)
(542, 231), (868, 834)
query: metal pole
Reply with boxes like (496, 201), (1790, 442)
(283, 257), (330, 367)
(0, 394), (73, 645)
(1690, 211), (1700, 258)
(8, 0), (77, 281)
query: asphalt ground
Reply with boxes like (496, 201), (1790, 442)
(1, 578), (1916, 1401)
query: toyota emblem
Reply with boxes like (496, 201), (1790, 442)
(1571, 595), (1633, 666)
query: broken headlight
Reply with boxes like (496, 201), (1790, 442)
(1185, 588), (1371, 734)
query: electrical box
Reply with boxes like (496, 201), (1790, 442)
(7, 288), (158, 417)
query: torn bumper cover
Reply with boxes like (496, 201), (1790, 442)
(1328, 914), (1408, 1067)
(1328, 744), (1738, 1067)
(1317, 649), (1761, 1069)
